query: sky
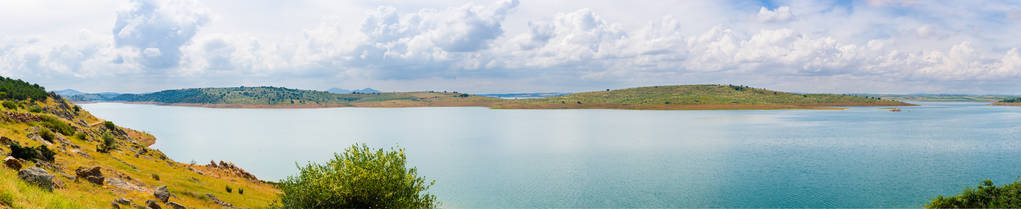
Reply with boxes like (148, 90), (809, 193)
(1, 0), (1020, 94)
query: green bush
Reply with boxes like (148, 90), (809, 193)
(40, 116), (74, 136)
(73, 133), (87, 141)
(275, 143), (438, 209)
(103, 121), (116, 131)
(8, 143), (55, 162)
(2, 101), (17, 110)
(97, 133), (116, 153)
(36, 145), (55, 162)
(9, 143), (37, 160)
(38, 128), (54, 142)
(928, 179), (1021, 208)
(27, 106), (42, 113)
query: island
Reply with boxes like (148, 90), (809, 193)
(66, 85), (914, 110)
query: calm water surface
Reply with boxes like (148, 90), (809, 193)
(81, 102), (1021, 208)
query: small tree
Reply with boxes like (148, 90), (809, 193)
(103, 121), (116, 131)
(275, 143), (437, 209)
(97, 133), (116, 153)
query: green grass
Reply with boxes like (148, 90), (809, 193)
(516, 85), (903, 106)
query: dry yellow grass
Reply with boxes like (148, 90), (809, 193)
(0, 97), (279, 209)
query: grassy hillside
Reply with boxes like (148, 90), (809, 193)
(495, 85), (912, 109)
(0, 77), (278, 209)
(69, 84), (913, 110)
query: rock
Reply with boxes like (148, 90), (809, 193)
(4, 156), (22, 170)
(114, 197), (132, 205)
(205, 194), (233, 208)
(154, 186), (170, 203)
(0, 136), (12, 145)
(69, 148), (90, 158)
(18, 167), (55, 191)
(74, 166), (104, 185)
(112, 202), (121, 209)
(105, 178), (146, 192)
(145, 200), (161, 209)
(166, 201), (186, 209)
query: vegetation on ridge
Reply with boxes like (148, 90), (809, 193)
(927, 179), (1021, 208)
(68, 84), (912, 110)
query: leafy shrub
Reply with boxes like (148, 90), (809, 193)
(38, 128), (54, 142)
(73, 105), (80, 112)
(226, 186), (233, 193)
(928, 179), (1021, 208)
(97, 133), (116, 153)
(36, 145), (55, 162)
(73, 133), (87, 141)
(27, 106), (42, 113)
(1, 101), (16, 110)
(275, 143), (437, 209)
(8, 143), (55, 162)
(40, 116), (75, 136)
(103, 121), (116, 131)
(9, 143), (37, 160)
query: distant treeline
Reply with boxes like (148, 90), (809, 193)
(0, 76), (48, 101)
(1001, 97), (1021, 103)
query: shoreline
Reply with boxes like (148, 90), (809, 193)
(992, 102), (1021, 106)
(77, 100), (917, 110)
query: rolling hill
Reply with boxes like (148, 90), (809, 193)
(0, 77), (279, 208)
(68, 84), (913, 110)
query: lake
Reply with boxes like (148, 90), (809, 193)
(80, 102), (1021, 208)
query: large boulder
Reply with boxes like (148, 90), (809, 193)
(114, 197), (132, 205)
(166, 201), (186, 209)
(154, 186), (170, 203)
(4, 156), (21, 170)
(18, 167), (55, 191)
(145, 200), (161, 209)
(206, 193), (233, 208)
(74, 166), (104, 185)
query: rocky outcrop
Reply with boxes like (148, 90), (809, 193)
(18, 167), (55, 191)
(0, 111), (42, 123)
(207, 160), (258, 181)
(145, 200), (161, 209)
(74, 166), (104, 185)
(154, 186), (170, 203)
(4, 156), (21, 170)
(114, 197), (132, 205)
(105, 177), (147, 192)
(206, 194), (234, 208)
(166, 201), (186, 209)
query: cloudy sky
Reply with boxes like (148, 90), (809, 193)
(1, 0), (1020, 94)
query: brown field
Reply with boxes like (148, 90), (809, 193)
(992, 102), (1021, 106)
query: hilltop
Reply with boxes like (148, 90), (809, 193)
(494, 85), (913, 109)
(0, 77), (278, 208)
(69, 84), (912, 110)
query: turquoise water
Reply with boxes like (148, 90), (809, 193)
(81, 102), (1021, 208)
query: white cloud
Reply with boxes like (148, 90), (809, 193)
(1, 0), (1021, 94)
(113, 0), (209, 69)
(758, 6), (793, 22)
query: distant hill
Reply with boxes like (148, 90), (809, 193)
(67, 84), (913, 109)
(866, 94), (1013, 102)
(491, 85), (912, 109)
(326, 88), (380, 94)
(53, 89), (84, 96)
(478, 92), (568, 99)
